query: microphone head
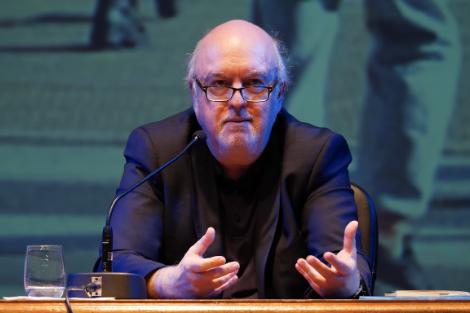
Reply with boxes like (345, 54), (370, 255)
(193, 130), (207, 142)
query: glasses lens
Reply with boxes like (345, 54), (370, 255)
(243, 86), (269, 102)
(207, 86), (231, 101)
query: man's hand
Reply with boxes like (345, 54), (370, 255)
(295, 220), (361, 298)
(147, 227), (239, 298)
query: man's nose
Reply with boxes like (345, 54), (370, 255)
(228, 89), (247, 109)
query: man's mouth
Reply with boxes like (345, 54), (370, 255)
(223, 117), (253, 124)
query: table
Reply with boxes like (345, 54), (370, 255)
(2, 299), (470, 313)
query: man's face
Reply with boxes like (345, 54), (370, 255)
(191, 30), (284, 173)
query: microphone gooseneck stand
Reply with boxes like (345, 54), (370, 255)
(66, 131), (206, 305)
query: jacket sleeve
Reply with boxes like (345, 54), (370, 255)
(98, 126), (167, 279)
(302, 132), (372, 297)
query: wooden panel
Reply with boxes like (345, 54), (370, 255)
(2, 300), (470, 313)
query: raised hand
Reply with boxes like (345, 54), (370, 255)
(147, 227), (240, 298)
(295, 220), (361, 298)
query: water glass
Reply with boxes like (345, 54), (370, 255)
(24, 245), (66, 297)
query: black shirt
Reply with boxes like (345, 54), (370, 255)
(217, 162), (262, 299)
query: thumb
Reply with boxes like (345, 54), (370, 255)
(343, 220), (358, 254)
(188, 227), (216, 256)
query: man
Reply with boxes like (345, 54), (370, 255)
(108, 19), (371, 298)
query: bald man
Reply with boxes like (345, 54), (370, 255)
(107, 20), (372, 299)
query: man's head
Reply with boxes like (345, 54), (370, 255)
(188, 19), (287, 179)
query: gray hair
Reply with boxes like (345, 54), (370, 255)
(186, 38), (289, 87)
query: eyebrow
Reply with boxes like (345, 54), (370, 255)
(203, 70), (273, 82)
(245, 71), (272, 80)
(203, 73), (227, 81)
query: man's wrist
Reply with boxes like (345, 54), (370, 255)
(147, 268), (162, 298)
(147, 266), (175, 298)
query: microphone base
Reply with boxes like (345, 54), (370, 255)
(67, 272), (146, 299)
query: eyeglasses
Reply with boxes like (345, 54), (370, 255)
(195, 79), (276, 103)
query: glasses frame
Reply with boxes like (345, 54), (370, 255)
(195, 78), (277, 103)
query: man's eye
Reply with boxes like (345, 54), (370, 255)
(211, 80), (228, 86)
(245, 79), (265, 86)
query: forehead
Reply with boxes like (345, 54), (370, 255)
(194, 35), (277, 81)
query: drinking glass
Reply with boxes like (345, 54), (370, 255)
(24, 245), (66, 297)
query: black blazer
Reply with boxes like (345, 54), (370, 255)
(108, 108), (372, 298)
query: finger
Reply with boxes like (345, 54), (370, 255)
(295, 260), (322, 295)
(204, 261), (240, 278)
(305, 255), (335, 277)
(212, 270), (238, 287)
(343, 221), (358, 254)
(191, 255), (226, 272)
(296, 258), (327, 285)
(209, 274), (239, 297)
(189, 227), (216, 256)
(323, 252), (350, 275)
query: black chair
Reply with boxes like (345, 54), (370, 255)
(351, 182), (378, 294)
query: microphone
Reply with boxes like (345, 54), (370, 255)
(67, 131), (206, 299)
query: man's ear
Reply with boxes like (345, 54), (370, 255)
(191, 80), (201, 116)
(188, 80), (195, 94)
(277, 82), (287, 101)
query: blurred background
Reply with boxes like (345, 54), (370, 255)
(0, 0), (469, 296)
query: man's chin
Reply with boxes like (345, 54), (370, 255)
(209, 133), (264, 168)
(220, 133), (256, 149)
